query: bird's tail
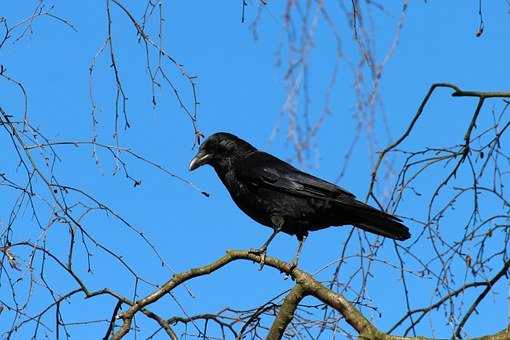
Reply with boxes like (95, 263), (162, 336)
(348, 201), (410, 241)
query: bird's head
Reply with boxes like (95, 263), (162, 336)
(188, 132), (256, 171)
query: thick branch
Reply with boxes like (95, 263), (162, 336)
(267, 284), (307, 340)
(474, 325), (510, 340)
(112, 250), (396, 339)
(110, 249), (507, 339)
(112, 251), (294, 339)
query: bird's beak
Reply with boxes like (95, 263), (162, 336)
(188, 151), (212, 171)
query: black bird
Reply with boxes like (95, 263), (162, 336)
(189, 132), (410, 267)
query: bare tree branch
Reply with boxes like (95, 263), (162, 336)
(267, 284), (306, 340)
(110, 249), (507, 339)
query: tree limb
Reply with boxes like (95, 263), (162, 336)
(267, 284), (306, 339)
(110, 249), (509, 339)
(111, 249), (438, 339)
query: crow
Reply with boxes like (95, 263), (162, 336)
(189, 132), (410, 268)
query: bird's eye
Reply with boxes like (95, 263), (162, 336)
(219, 140), (232, 149)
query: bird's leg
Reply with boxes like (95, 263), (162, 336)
(249, 226), (282, 268)
(289, 232), (308, 269)
(249, 216), (284, 269)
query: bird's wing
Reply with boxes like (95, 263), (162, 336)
(239, 151), (355, 200)
(238, 151), (409, 240)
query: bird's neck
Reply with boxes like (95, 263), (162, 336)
(212, 151), (249, 182)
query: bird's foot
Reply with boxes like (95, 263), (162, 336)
(288, 254), (301, 271)
(281, 258), (298, 280)
(248, 246), (266, 255)
(288, 259), (298, 271)
(248, 247), (267, 270)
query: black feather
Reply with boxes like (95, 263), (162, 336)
(189, 132), (410, 263)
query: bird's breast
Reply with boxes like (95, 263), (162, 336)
(220, 172), (274, 227)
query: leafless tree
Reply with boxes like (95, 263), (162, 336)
(1, 1), (509, 339)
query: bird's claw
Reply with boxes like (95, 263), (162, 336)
(258, 252), (267, 270)
(281, 259), (298, 281)
(248, 247), (265, 255)
(248, 247), (267, 270)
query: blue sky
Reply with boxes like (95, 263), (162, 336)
(1, 1), (509, 338)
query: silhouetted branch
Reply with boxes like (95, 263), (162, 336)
(2, 2), (509, 338)
(455, 259), (510, 338)
(368, 83), (510, 201)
